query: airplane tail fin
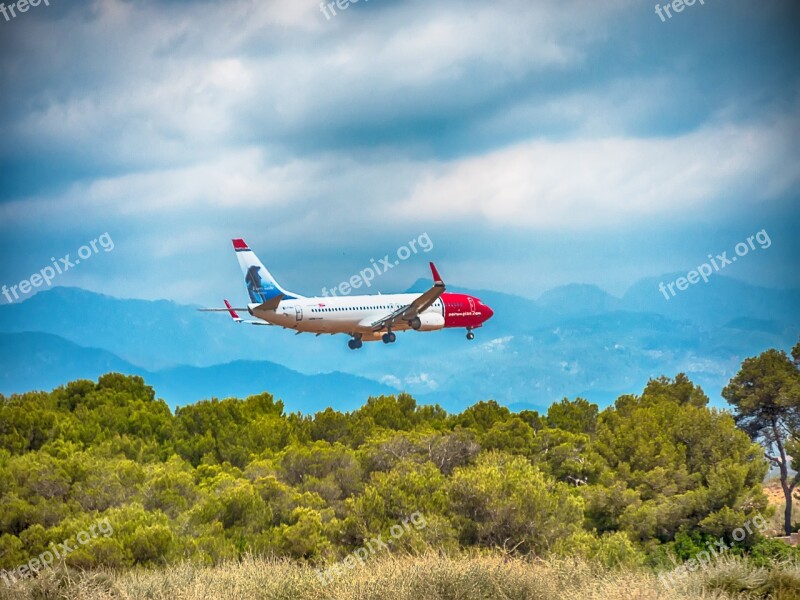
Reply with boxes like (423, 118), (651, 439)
(232, 239), (303, 302)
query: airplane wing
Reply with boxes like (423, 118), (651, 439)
(197, 300), (273, 326)
(369, 262), (445, 332)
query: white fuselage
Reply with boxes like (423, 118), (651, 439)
(250, 293), (445, 339)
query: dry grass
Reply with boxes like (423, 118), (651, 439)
(6, 552), (793, 600)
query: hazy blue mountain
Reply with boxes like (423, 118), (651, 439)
(536, 284), (621, 317)
(723, 317), (788, 336)
(391, 310), (788, 411)
(0, 287), (345, 371)
(408, 275), (799, 333)
(0, 331), (139, 392)
(146, 361), (397, 412)
(0, 332), (397, 412)
(0, 275), (797, 412)
(622, 274), (800, 328)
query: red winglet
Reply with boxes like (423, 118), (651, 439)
(224, 299), (240, 319)
(429, 262), (443, 285)
(232, 238), (249, 250)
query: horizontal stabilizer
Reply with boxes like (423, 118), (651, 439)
(255, 294), (283, 312)
(197, 299), (272, 326)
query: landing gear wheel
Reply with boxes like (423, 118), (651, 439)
(382, 332), (397, 344)
(410, 317), (421, 330)
(466, 331), (475, 340)
(348, 338), (363, 350)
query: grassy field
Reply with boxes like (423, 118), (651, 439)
(3, 553), (800, 600)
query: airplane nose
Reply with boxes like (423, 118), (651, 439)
(482, 304), (494, 320)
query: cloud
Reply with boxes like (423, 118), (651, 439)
(484, 336), (514, 352)
(380, 374), (402, 388)
(405, 371), (439, 391)
(2, 114), (796, 256)
(0, 0), (798, 300)
(0, 0), (636, 176)
(394, 118), (800, 229)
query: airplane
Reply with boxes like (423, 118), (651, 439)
(200, 238), (494, 349)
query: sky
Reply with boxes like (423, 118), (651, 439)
(0, 0), (798, 307)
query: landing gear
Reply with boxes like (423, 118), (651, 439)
(410, 317), (421, 330)
(466, 328), (475, 340)
(348, 334), (363, 350)
(382, 331), (397, 344)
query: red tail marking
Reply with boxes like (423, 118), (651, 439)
(429, 262), (443, 284)
(224, 299), (240, 319)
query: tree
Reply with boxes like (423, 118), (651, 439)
(530, 428), (603, 486)
(0, 370), (787, 567)
(447, 451), (583, 554)
(546, 397), (599, 435)
(481, 417), (535, 456)
(354, 393), (421, 431)
(275, 507), (329, 559)
(642, 373), (709, 408)
(723, 347), (800, 535)
(594, 375), (766, 542)
(453, 400), (511, 433)
(311, 408), (349, 444)
(278, 441), (362, 504)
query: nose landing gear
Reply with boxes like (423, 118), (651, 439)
(466, 328), (475, 340)
(348, 334), (363, 350)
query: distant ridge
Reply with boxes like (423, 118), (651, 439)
(1, 277), (797, 411)
(0, 332), (397, 412)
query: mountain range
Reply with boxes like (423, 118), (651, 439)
(0, 275), (797, 413)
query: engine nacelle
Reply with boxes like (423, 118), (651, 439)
(411, 312), (445, 331)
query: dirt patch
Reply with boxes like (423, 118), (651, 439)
(764, 480), (787, 506)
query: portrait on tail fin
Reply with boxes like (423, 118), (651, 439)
(246, 266), (272, 303)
